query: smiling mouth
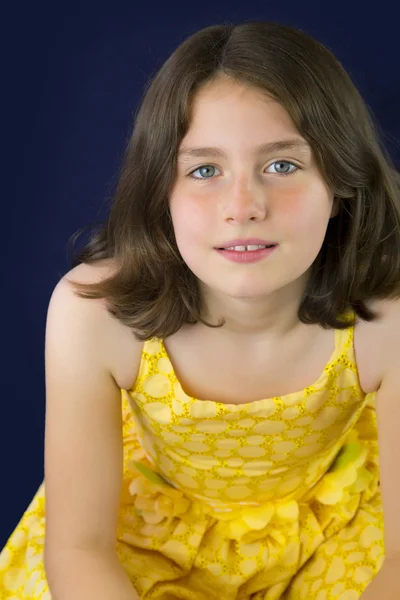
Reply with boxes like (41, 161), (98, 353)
(215, 245), (278, 263)
(218, 244), (276, 251)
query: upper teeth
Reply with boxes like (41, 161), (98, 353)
(224, 244), (269, 251)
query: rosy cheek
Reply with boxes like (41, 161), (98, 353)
(185, 193), (209, 217)
(172, 195), (208, 237)
(276, 190), (305, 218)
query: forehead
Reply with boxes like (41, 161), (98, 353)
(190, 77), (275, 114)
(180, 79), (309, 159)
(185, 78), (299, 136)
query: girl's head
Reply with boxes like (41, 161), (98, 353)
(70, 21), (400, 340)
(169, 75), (339, 317)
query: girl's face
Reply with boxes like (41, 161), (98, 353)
(169, 77), (338, 305)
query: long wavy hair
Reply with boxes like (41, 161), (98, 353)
(67, 20), (400, 341)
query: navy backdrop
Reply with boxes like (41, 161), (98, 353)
(2, 1), (399, 547)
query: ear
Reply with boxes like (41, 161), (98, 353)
(330, 196), (340, 218)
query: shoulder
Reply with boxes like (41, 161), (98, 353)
(375, 297), (400, 368)
(353, 298), (399, 394)
(51, 259), (116, 323)
(367, 297), (400, 339)
(361, 297), (400, 387)
(50, 259), (144, 390)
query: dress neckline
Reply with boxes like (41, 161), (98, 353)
(144, 323), (355, 409)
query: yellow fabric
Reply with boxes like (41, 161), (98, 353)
(0, 311), (384, 599)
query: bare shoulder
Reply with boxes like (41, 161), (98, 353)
(366, 296), (400, 337)
(358, 297), (400, 391)
(56, 259), (144, 390)
(374, 295), (400, 354)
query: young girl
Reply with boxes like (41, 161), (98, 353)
(1, 19), (400, 600)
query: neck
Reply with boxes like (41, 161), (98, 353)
(198, 271), (309, 342)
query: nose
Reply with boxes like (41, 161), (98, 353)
(224, 178), (267, 223)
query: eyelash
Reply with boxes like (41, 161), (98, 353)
(187, 160), (300, 182)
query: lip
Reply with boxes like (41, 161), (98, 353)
(215, 245), (277, 263)
(215, 238), (277, 249)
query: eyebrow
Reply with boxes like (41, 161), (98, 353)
(178, 138), (311, 160)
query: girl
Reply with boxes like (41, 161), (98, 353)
(1, 19), (400, 600)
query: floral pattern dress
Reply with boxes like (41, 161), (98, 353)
(0, 311), (384, 599)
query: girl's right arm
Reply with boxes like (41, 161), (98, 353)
(43, 268), (142, 600)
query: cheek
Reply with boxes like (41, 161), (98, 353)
(171, 196), (211, 230)
(277, 185), (330, 234)
(170, 195), (210, 240)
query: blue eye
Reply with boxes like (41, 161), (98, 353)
(267, 161), (298, 175)
(188, 161), (298, 181)
(188, 165), (220, 180)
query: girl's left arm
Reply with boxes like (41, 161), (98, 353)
(362, 298), (400, 598)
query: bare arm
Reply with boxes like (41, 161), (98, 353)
(46, 548), (140, 600)
(43, 268), (141, 599)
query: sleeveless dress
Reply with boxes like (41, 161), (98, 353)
(0, 311), (384, 599)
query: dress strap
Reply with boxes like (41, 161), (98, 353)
(334, 308), (356, 362)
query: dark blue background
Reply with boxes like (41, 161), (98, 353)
(2, 0), (399, 547)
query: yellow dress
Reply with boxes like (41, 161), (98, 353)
(0, 312), (385, 599)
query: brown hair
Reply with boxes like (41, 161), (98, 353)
(67, 20), (400, 341)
